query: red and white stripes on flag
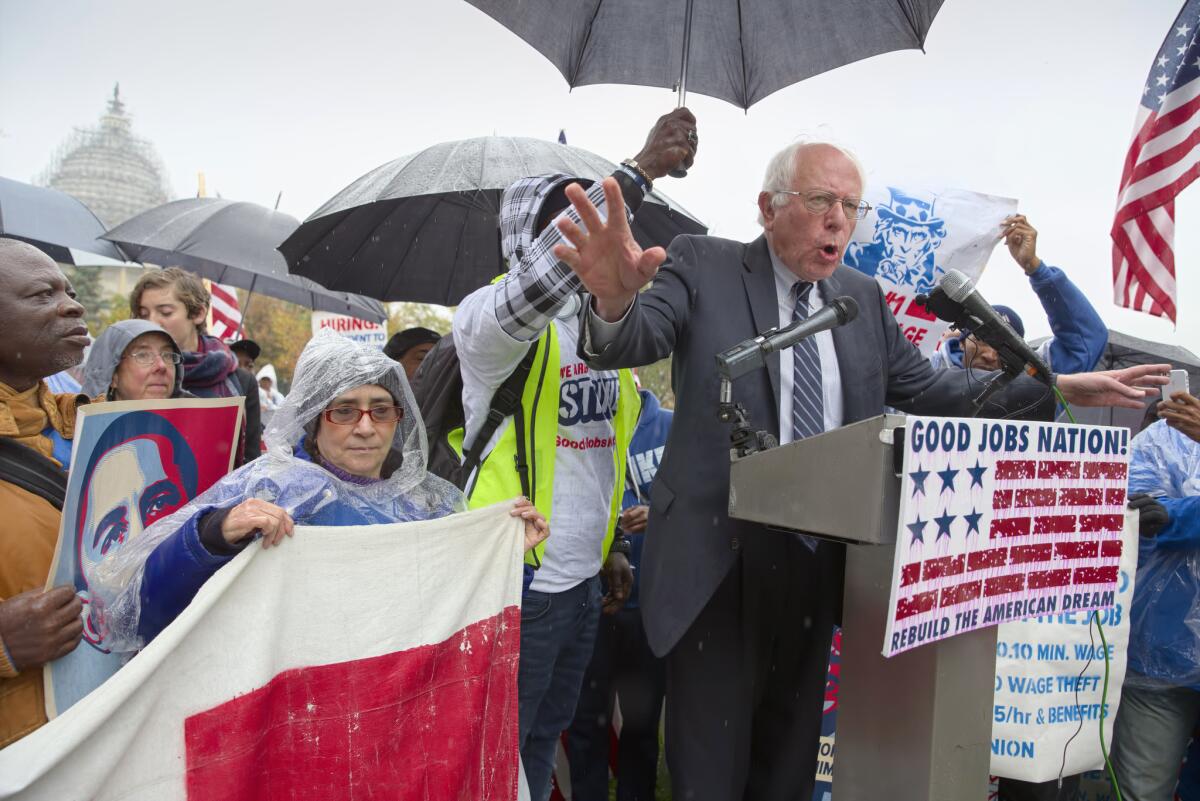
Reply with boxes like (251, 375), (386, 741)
(208, 282), (242, 340)
(1111, 0), (1200, 323)
(0, 503), (528, 801)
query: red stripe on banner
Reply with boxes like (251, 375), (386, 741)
(895, 590), (939, 621)
(1079, 514), (1125, 533)
(1106, 488), (1127, 507)
(922, 555), (965, 581)
(991, 517), (1031, 539)
(995, 460), (1036, 480)
(968, 547), (1009, 572)
(1059, 488), (1104, 507)
(1054, 541), (1099, 560)
(1083, 462), (1129, 481)
(1074, 566), (1120, 585)
(985, 574), (1025, 597)
(1033, 515), (1077, 535)
(904, 296), (937, 322)
(1117, 164), (1200, 227)
(993, 489), (1014, 510)
(1028, 569), (1072, 590)
(1134, 212), (1174, 268)
(184, 607), (521, 801)
(1015, 489), (1058, 508)
(1037, 461), (1081, 480)
(940, 580), (982, 608)
(901, 563), (921, 587)
(1010, 543), (1053, 565)
(1101, 539), (1124, 559)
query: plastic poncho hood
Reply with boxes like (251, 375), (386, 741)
(81, 319), (185, 399)
(92, 330), (465, 652)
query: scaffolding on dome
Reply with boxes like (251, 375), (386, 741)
(37, 84), (172, 228)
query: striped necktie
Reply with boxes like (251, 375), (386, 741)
(791, 281), (823, 553)
(791, 282), (824, 442)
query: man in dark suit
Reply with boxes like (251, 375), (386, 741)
(544, 140), (1166, 801)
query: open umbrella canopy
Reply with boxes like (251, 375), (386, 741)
(279, 136), (707, 305)
(104, 198), (386, 323)
(0, 176), (129, 263)
(465, 0), (945, 110)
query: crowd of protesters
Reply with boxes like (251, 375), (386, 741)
(0, 106), (1196, 801)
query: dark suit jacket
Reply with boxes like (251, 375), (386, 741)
(582, 234), (1054, 656)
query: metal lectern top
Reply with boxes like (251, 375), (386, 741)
(728, 413), (905, 545)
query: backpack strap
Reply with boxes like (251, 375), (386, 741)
(0, 437), (68, 511)
(460, 343), (538, 476)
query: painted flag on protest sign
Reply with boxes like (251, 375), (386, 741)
(207, 281), (242, 339)
(2, 503), (527, 801)
(44, 397), (244, 718)
(844, 186), (1015, 356)
(989, 510), (1137, 782)
(1111, 0), (1200, 324)
(883, 417), (1130, 658)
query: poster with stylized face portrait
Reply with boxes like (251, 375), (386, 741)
(44, 397), (243, 718)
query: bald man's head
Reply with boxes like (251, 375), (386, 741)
(0, 238), (90, 391)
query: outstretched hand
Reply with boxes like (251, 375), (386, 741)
(553, 178), (666, 321)
(1057, 364), (1170, 409)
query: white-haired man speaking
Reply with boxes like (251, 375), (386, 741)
(522, 139), (1169, 801)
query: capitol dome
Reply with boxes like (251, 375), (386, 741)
(38, 84), (171, 228)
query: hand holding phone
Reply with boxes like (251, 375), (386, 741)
(1161, 369), (1190, 402)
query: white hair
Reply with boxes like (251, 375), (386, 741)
(757, 139), (868, 226)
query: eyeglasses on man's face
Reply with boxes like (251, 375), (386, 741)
(123, 349), (183, 366)
(322, 405), (404, 426)
(774, 189), (872, 220)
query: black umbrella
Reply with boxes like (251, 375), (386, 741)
(0, 176), (129, 263)
(279, 136), (707, 305)
(465, 0), (945, 110)
(103, 198), (386, 323)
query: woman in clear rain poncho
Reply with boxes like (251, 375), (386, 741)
(92, 330), (548, 652)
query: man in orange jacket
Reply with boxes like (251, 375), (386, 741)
(0, 238), (90, 747)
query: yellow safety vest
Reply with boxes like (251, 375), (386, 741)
(451, 323), (641, 567)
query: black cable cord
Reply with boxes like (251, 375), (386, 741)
(1058, 613), (1097, 784)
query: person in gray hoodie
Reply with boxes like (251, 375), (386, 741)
(81, 320), (193, 402)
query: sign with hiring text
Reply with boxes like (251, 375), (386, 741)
(883, 417), (1131, 658)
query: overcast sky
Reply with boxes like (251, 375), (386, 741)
(1, 0), (1194, 351)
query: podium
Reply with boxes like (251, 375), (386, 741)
(728, 414), (996, 801)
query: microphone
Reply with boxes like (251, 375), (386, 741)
(716, 295), (859, 380)
(928, 269), (1053, 386)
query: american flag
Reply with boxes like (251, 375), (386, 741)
(208, 281), (243, 340)
(1111, 0), (1200, 323)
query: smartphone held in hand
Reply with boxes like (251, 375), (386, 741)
(1162, 369), (1190, 402)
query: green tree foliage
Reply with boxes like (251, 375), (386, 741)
(238, 293), (312, 393)
(635, 357), (674, 409)
(387, 302), (453, 337)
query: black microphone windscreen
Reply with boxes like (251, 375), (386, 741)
(832, 296), (859, 325)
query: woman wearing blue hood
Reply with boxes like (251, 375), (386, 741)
(92, 330), (549, 652)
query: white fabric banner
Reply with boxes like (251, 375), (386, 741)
(989, 510), (1138, 782)
(844, 184), (1015, 356)
(1, 503), (527, 801)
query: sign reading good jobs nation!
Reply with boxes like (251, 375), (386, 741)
(311, 311), (387, 349)
(883, 417), (1130, 658)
